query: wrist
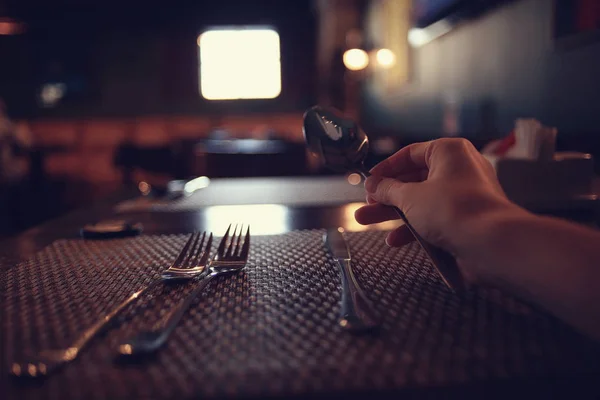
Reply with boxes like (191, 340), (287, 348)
(455, 201), (535, 285)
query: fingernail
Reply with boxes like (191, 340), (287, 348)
(365, 176), (382, 193)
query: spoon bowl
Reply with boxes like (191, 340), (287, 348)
(303, 106), (370, 176)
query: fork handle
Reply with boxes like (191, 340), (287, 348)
(73, 280), (159, 352)
(120, 273), (217, 356)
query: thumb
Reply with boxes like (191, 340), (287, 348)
(365, 176), (412, 209)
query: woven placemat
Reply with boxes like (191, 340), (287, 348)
(3, 231), (599, 400)
(114, 177), (367, 213)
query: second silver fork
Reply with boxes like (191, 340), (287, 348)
(10, 232), (212, 378)
(118, 224), (250, 356)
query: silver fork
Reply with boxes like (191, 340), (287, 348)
(118, 224), (250, 356)
(10, 232), (213, 378)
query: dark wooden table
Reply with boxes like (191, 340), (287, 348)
(2, 174), (597, 265)
(0, 176), (395, 264)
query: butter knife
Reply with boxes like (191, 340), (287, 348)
(325, 228), (379, 332)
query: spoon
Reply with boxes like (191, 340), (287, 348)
(303, 106), (464, 290)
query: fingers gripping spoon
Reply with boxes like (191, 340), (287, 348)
(303, 106), (464, 290)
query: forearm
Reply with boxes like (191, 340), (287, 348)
(468, 209), (600, 340)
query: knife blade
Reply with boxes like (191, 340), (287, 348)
(325, 228), (379, 332)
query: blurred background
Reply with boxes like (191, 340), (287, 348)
(1, 0), (600, 237)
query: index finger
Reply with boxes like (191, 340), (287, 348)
(369, 141), (433, 177)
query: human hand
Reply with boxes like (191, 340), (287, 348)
(355, 138), (525, 283)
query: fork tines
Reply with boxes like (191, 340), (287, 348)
(173, 231), (213, 269)
(218, 224), (250, 261)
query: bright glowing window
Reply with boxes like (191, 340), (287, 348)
(198, 27), (282, 100)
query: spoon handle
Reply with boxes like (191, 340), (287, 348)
(360, 171), (465, 290)
(391, 206), (464, 290)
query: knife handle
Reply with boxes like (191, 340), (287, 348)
(337, 259), (379, 332)
(391, 206), (465, 290)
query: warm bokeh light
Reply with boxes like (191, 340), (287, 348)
(0, 18), (26, 35)
(40, 83), (66, 108)
(347, 173), (362, 185)
(343, 48), (369, 71)
(376, 48), (396, 68)
(203, 204), (289, 235)
(407, 20), (452, 48)
(407, 28), (429, 48)
(184, 176), (210, 195)
(138, 181), (151, 196)
(198, 28), (281, 100)
(341, 203), (401, 232)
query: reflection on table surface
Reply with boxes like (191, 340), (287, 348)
(116, 175), (370, 213)
(200, 202), (400, 235)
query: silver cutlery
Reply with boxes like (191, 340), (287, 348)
(304, 106), (464, 290)
(325, 227), (379, 332)
(118, 224), (250, 356)
(10, 232), (212, 378)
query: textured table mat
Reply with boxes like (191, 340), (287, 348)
(3, 231), (600, 400)
(114, 176), (367, 212)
